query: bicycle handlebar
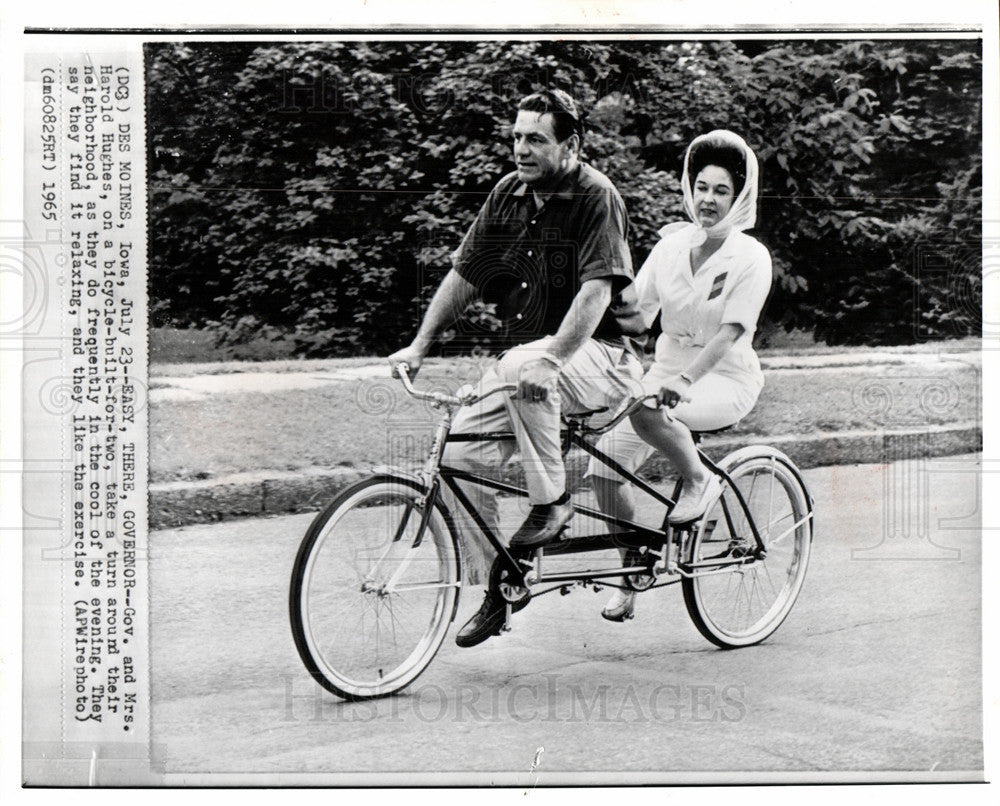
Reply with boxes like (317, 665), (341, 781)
(392, 362), (672, 433)
(393, 363), (517, 408)
(584, 391), (670, 435)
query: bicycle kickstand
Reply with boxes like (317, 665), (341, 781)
(502, 603), (513, 632)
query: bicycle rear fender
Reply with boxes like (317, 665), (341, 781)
(714, 445), (815, 522)
(716, 444), (798, 472)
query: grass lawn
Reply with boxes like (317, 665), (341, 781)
(149, 354), (981, 483)
(150, 359), (486, 482)
(150, 321), (837, 365)
(152, 326), (983, 370)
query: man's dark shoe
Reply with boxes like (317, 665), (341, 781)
(508, 494), (573, 549)
(455, 590), (507, 648)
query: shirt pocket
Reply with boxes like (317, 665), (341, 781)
(705, 270), (729, 302)
(472, 219), (531, 304)
(696, 270), (728, 338)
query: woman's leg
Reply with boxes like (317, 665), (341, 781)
(588, 415), (652, 527)
(587, 421), (653, 620)
(590, 476), (638, 620)
(630, 406), (708, 487)
(631, 370), (762, 522)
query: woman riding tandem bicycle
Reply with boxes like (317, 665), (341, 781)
(591, 129), (774, 622)
(289, 128), (813, 701)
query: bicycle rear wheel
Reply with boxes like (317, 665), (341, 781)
(682, 449), (812, 648)
(289, 475), (461, 700)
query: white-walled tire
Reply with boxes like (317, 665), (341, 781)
(289, 476), (461, 700)
(682, 449), (812, 648)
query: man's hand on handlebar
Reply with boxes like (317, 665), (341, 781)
(515, 359), (560, 403)
(390, 359), (668, 434)
(387, 344), (427, 380)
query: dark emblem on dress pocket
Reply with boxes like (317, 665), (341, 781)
(707, 272), (728, 300)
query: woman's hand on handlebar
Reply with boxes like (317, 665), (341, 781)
(654, 373), (694, 409)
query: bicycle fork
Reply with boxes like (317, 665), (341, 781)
(376, 411), (462, 595)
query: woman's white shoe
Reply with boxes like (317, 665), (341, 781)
(601, 589), (637, 622)
(669, 474), (722, 523)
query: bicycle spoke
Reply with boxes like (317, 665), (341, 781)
(291, 479), (459, 699)
(759, 560), (781, 600)
(684, 455), (811, 647)
(746, 468), (759, 505)
(751, 569), (772, 615)
(388, 580), (461, 593)
(764, 512), (812, 548)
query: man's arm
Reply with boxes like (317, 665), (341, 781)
(387, 268), (477, 378)
(547, 278), (613, 362)
(515, 278), (612, 400)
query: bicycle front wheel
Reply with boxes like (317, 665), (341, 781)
(682, 450), (812, 648)
(289, 475), (461, 700)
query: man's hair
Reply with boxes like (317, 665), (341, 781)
(688, 142), (747, 195)
(517, 89), (584, 146)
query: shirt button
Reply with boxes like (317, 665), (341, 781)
(516, 314), (523, 320)
(530, 220), (536, 225)
(521, 282), (528, 289)
(527, 250), (533, 257)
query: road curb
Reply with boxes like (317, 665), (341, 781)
(148, 423), (981, 529)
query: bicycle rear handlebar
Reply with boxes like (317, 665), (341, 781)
(391, 362), (670, 435)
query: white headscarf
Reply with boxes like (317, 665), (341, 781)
(662, 130), (760, 247)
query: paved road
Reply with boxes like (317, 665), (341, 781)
(149, 455), (984, 784)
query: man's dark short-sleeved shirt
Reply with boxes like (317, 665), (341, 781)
(451, 163), (634, 346)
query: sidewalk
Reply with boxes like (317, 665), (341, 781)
(148, 345), (983, 529)
(149, 344), (982, 401)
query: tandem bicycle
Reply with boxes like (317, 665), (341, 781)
(289, 364), (814, 701)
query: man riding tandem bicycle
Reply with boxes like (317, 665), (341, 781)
(289, 93), (814, 700)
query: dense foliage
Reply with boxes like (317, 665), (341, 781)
(146, 39), (982, 353)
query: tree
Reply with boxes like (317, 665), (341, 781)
(146, 38), (982, 352)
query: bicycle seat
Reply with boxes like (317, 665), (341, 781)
(690, 425), (734, 444)
(561, 405), (610, 425)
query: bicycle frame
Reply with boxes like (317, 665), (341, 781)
(289, 367), (815, 701)
(392, 365), (768, 594)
